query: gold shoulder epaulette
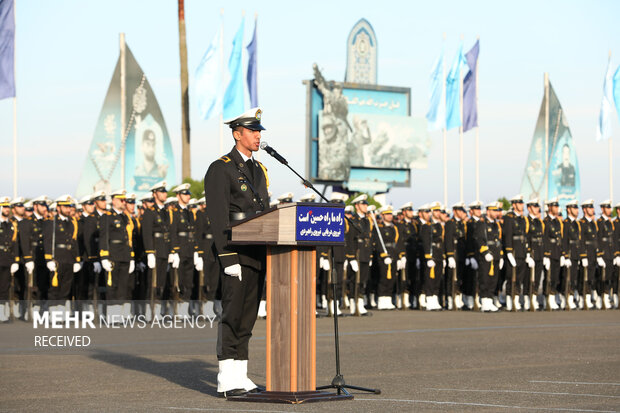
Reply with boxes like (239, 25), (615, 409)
(218, 156), (231, 163)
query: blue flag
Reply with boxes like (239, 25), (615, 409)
(612, 64), (620, 126)
(246, 18), (258, 108)
(425, 48), (445, 131)
(223, 18), (245, 119)
(0, 0), (15, 100)
(446, 44), (466, 130)
(596, 57), (613, 141)
(195, 21), (223, 120)
(462, 40), (479, 133)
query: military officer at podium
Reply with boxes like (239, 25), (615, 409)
(204, 107), (269, 398)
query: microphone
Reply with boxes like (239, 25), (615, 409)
(260, 141), (288, 165)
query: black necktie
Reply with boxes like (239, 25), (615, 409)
(246, 159), (254, 181)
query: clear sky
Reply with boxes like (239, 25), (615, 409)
(1, 0), (619, 208)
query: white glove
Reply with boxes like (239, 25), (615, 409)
(499, 258), (504, 270)
(102, 259), (113, 272)
(560, 256), (566, 267)
(507, 252), (517, 267)
(168, 253), (174, 263)
(581, 258), (588, 268)
(416, 258), (420, 269)
(525, 254), (535, 268)
(565, 258), (572, 268)
(614, 256), (620, 267)
(443, 259), (447, 268)
(484, 253), (493, 262)
(384, 257), (393, 265)
(369, 259), (373, 267)
(543, 257), (550, 270)
(224, 264), (242, 281)
(396, 258), (404, 271)
(398, 257), (407, 271)
(170, 253), (180, 269)
(465, 257), (471, 267)
(129, 260), (135, 274)
(47, 261), (57, 272)
(10, 263), (19, 274)
(25, 261), (34, 274)
(147, 253), (156, 269)
(74, 262), (83, 273)
(448, 257), (456, 269)
(194, 252), (204, 272)
(350, 260), (359, 273)
(470, 259), (479, 270)
(320, 257), (331, 271)
(93, 261), (102, 273)
(427, 259), (435, 268)
(597, 257), (606, 268)
(343, 260), (348, 271)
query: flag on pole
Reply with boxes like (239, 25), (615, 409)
(0, 0), (16, 100)
(596, 57), (613, 141)
(223, 18), (245, 119)
(195, 20), (223, 120)
(425, 48), (445, 131)
(462, 40), (479, 133)
(446, 44), (466, 130)
(246, 17), (258, 107)
(612, 64), (620, 124)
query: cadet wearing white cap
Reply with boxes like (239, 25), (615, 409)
(503, 195), (529, 311)
(562, 199), (581, 310)
(579, 200), (597, 309)
(345, 194), (372, 315)
(205, 107), (269, 397)
(298, 193), (316, 202)
(29, 196), (51, 309)
(277, 192), (294, 204)
(397, 202), (418, 309)
(542, 198), (562, 310)
(373, 206), (403, 310)
(43, 195), (82, 318)
(444, 202), (467, 310)
(0, 197), (19, 322)
(524, 198), (543, 310)
(418, 202), (445, 311)
(9, 197), (34, 319)
(596, 200), (614, 309)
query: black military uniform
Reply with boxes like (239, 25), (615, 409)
(31, 199), (49, 305)
(543, 202), (564, 303)
(596, 202), (614, 304)
(372, 208), (402, 308)
(11, 199), (34, 317)
(345, 196), (373, 314)
(397, 204), (418, 308)
(419, 204), (445, 306)
(125, 199), (142, 305)
(195, 202), (218, 303)
(0, 199), (19, 321)
(444, 206), (466, 307)
(503, 208), (528, 308)
(525, 206), (544, 305)
(562, 202), (582, 306)
(579, 203), (599, 306)
(471, 207), (502, 303)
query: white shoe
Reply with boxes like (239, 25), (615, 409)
(426, 295), (441, 311)
(381, 297), (394, 310)
(237, 360), (257, 392)
(217, 359), (239, 393)
(369, 293), (377, 308)
(329, 300), (342, 315)
(257, 300), (267, 318)
(559, 294), (566, 309)
(403, 292), (411, 308)
(532, 294), (539, 310)
(349, 298), (356, 314)
(320, 295), (327, 309)
(568, 295), (576, 310)
(0, 304), (7, 322)
(447, 296), (453, 310)
(523, 295), (531, 311)
(455, 293), (463, 309)
(462, 295), (473, 310)
(505, 296), (513, 311)
(419, 294), (427, 309)
(343, 294), (350, 308)
(595, 295), (602, 310)
(214, 300), (223, 317)
(614, 294), (619, 309)
(603, 294), (612, 309)
(549, 294), (559, 310)
(377, 296), (394, 310)
(586, 294), (594, 309)
(514, 296), (522, 311)
(177, 301), (190, 317)
(493, 296), (502, 309)
(480, 297), (498, 312)
(202, 301), (217, 319)
(359, 297), (369, 313)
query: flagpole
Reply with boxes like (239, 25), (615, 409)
(609, 50), (613, 203)
(120, 33), (126, 189)
(459, 34), (464, 203)
(254, 12), (261, 163)
(12, 0), (17, 198)
(442, 33), (447, 207)
(544, 72), (549, 201)
(178, 0), (191, 180)
(475, 35), (480, 202)
(219, 9), (224, 156)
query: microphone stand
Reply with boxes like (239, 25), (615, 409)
(263, 146), (381, 397)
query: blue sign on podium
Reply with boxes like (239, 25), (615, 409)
(295, 205), (345, 243)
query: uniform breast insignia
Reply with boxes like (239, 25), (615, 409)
(240, 184), (248, 192)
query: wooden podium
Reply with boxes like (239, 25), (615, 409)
(228, 202), (351, 404)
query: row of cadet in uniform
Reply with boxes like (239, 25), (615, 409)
(1, 187), (619, 322)
(310, 194), (620, 314)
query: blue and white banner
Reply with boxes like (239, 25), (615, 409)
(296, 205), (344, 243)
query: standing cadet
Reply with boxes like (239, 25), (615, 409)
(542, 198), (563, 310)
(503, 195), (529, 311)
(327, 192), (348, 315)
(596, 200), (614, 309)
(470, 202), (502, 312)
(444, 202), (467, 310)
(195, 196), (219, 318)
(142, 181), (177, 319)
(83, 191), (107, 314)
(398, 202), (418, 309)
(525, 199), (543, 310)
(419, 202), (445, 311)
(99, 190), (135, 318)
(10, 197), (34, 319)
(125, 193), (143, 315)
(204, 107), (269, 397)
(579, 200), (598, 309)
(463, 201), (482, 310)
(562, 200), (581, 310)
(73, 195), (92, 313)
(373, 206), (402, 310)
(346, 194), (372, 315)
(0, 197), (20, 322)
(170, 183), (202, 316)
(44, 195), (82, 317)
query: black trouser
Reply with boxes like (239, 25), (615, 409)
(34, 263), (49, 301)
(376, 257), (396, 297)
(147, 258), (169, 300)
(0, 265), (10, 301)
(505, 260), (527, 296)
(323, 261), (344, 302)
(367, 258), (380, 298)
(347, 261), (370, 298)
(461, 261), (475, 296)
(596, 259), (613, 295)
(177, 257), (194, 301)
(544, 258), (561, 294)
(523, 261), (542, 296)
(611, 265), (619, 296)
(134, 265), (147, 301)
(423, 259), (443, 296)
(478, 259), (499, 298)
(560, 260), (579, 294)
(217, 264), (264, 361)
(74, 262), (95, 301)
(47, 262), (73, 302)
(105, 261), (130, 301)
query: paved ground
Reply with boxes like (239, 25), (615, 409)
(1, 309), (620, 412)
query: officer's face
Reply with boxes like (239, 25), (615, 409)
(404, 210), (413, 220)
(95, 199), (107, 211)
(383, 213), (393, 223)
(234, 127), (261, 154)
(567, 206), (578, 218)
(83, 203), (95, 214)
(12, 206), (25, 217)
(512, 202), (524, 213)
(355, 203), (368, 214)
(178, 193), (191, 205)
(58, 205), (72, 217)
(34, 204), (48, 216)
(471, 208), (482, 218)
(583, 206), (594, 217)
(154, 190), (168, 204)
(1, 207), (9, 218)
(112, 198), (126, 212)
(549, 205), (559, 216)
(126, 202), (135, 214)
(601, 206), (611, 217)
